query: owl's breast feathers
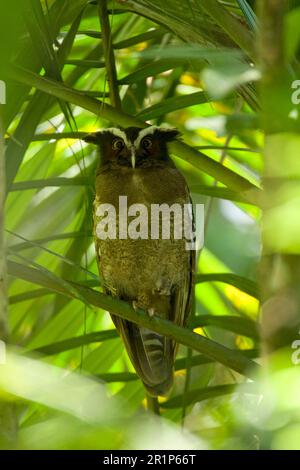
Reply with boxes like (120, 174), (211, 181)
(94, 165), (195, 396)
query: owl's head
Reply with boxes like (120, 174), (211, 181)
(83, 126), (180, 169)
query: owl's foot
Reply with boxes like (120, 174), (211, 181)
(148, 308), (155, 318)
(132, 301), (156, 318)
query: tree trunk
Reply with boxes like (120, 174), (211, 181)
(259, 0), (300, 361)
(0, 105), (17, 447)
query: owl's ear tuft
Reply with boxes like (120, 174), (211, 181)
(156, 128), (181, 142)
(83, 132), (103, 145)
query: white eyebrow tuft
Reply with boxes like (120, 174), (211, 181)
(102, 127), (131, 147)
(133, 126), (177, 148)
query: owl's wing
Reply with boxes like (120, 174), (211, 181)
(171, 194), (196, 355)
(93, 238), (170, 395)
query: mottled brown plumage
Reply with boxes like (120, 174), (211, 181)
(84, 126), (195, 396)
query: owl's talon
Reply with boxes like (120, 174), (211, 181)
(133, 301), (155, 317)
(148, 308), (155, 318)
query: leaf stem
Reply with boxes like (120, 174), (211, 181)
(98, 0), (122, 111)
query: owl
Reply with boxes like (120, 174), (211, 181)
(84, 126), (195, 396)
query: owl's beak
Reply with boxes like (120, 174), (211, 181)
(130, 146), (136, 169)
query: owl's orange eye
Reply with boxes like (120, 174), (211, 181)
(112, 139), (124, 150)
(141, 137), (152, 149)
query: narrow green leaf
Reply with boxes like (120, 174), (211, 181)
(119, 60), (181, 84)
(5, 8), (84, 189)
(190, 185), (251, 204)
(97, 372), (138, 383)
(195, 273), (260, 300)
(175, 349), (258, 370)
(236, 0), (258, 31)
(9, 288), (53, 304)
(7, 231), (98, 280)
(114, 29), (167, 49)
(138, 45), (244, 63)
(76, 30), (102, 38)
(31, 132), (88, 141)
(189, 315), (259, 340)
(65, 60), (105, 68)
(10, 177), (92, 191)
(10, 231), (92, 252)
(194, 145), (259, 153)
(30, 330), (118, 355)
(137, 92), (209, 120)
(162, 383), (256, 409)
(7, 258), (90, 308)
(24, 0), (80, 136)
(170, 141), (260, 198)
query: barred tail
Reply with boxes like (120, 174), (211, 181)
(139, 326), (173, 396)
(111, 315), (174, 396)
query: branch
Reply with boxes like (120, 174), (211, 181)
(7, 260), (260, 379)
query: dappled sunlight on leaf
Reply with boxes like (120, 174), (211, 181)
(225, 285), (259, 319)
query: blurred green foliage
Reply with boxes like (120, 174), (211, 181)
(0, 0), (299, 450)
